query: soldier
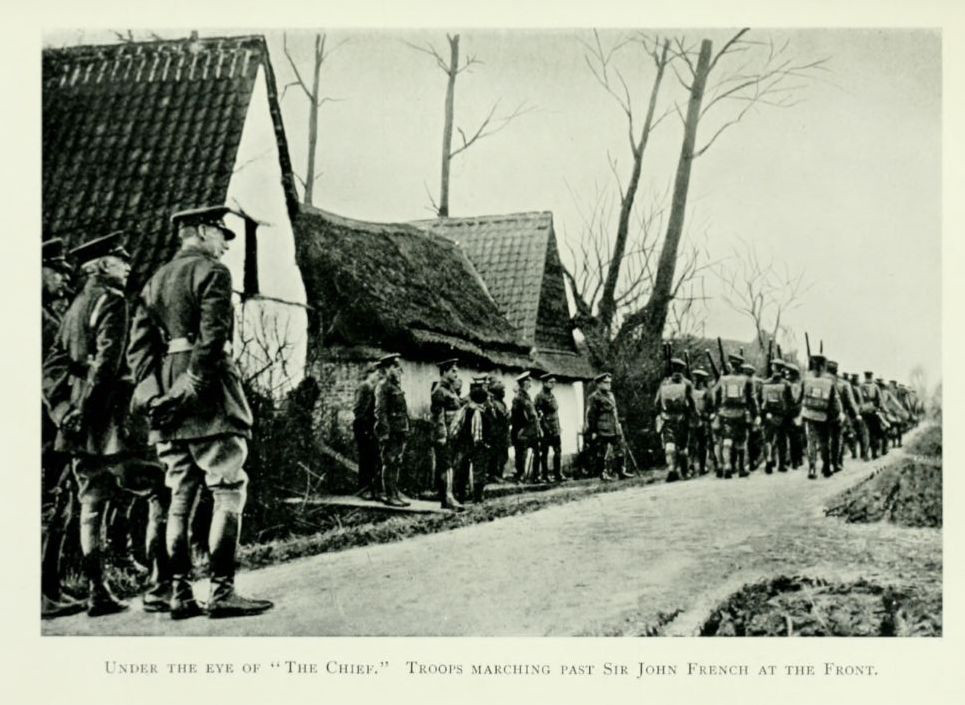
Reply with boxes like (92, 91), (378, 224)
(857, 371), (884, 459)
(43, 231), (168, 617)
(534, 373), (564, 483)
(847, 373), (869, 460)
(127, 206), (272, 619)
(884, 380), (908, 448)
(655, 358), (696, 482)
(827, 360), (858, 472)
(40, 238), (85, 619)
(353, 363), (382, 501)
(712, 353), (758, 478)
(585, 373), (628, 480)
(485, 377), (511, 484)
(372, 353), (411, 508)
(798, 353), (843, 479)
(429, 359), (464, 510)
(782, 362), (805, 469)
(760, 360), (795, 473)
(511, 372), (541, 483)
(690, 368), (715, 475)
(874, 377), (893, 454)
(452, 377), (492, 503)
(741, 362), (764, 471)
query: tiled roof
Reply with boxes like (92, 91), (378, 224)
(42, 35), (298, 296)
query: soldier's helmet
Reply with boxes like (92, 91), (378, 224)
(670, 358), (686, 373)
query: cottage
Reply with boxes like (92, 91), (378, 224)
(42, 34), (308, 389)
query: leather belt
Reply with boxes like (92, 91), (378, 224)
(167, 337), (232, 355)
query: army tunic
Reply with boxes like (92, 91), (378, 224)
(761, 374), (795, 471)
(585, 389), (625, 476)
(654, 375), (696, 448)
(375, 376), (409, 497)
(511, 389), (541, 480)
(485, 394), (511, 480)
(353, 377), (379, 493)
(534, 387), (563, 480)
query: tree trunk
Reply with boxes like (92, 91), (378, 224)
(597, 40), (669, 335)
(438, 35), (459, 217)
(636, 39), (712, 343)
(303, 34), (324, 206)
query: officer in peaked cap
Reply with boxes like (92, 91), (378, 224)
(511, 370), (541, 483)
(353, 360), (383, 501)
(585, 372), (628, 480)
(485, 376), (512, 484)
(534, 372), (564, 483)
(128, 208), (272, 619)
(430, 357), (464, 511)
(374, 353), (411, 507)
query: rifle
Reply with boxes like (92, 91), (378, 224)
(777, 344), (784, 363)
(805, 332), (812, 361)
(663, 342), (672, 377)
(718, 337), (729, 375)
(705, 349), (719, 380)
(684, 350), (693, 379)
(766, 341), (773, 377)
(820, 339), (824, 355)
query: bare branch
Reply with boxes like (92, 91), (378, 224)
(402, 39), (450, 73)
(449, 100), (536, 159)
(282, 32), (314, 102)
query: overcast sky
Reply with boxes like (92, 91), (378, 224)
(45, 28), (942, 386)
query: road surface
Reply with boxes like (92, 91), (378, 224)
(44, 426), (939, 636)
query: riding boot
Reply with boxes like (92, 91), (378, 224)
(107, 497), (150, 579)
(83, 550), (128, 617)
(166, 512), (203, 620)
(142, 496), (172, 612)
(206, 510), (273, 618)
(442, 468), (464, 512)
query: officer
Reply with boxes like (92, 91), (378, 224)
(655, 358), (696, 482)
(353, 363), (382, 501)
(511, 372), (541, 483)
(127, 206), (272, 619)
(485, 377), (511, 483)
(712, 353), (758, 478)
(760, 359), (795, 473)
(429, 358), (464, 510)
(690, 368), (715, 475)
(43, 231), (168, 617)
(585, 373), (628, 480)
(798, 353), (842, 479)
(452, 377), (492, 503)
(534, 373), (564, 483)
(372, 353), (411, 508)
(40, 238), (85, 619)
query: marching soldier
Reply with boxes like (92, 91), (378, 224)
(585, 373), (628, 480)
(655, 358), (696, 482)
(782, 362), (806, 469)
(874, 377), (893, 454)
(741, 362), (764, 471)
(511, 372), (541, 483)
(374, 354), (411, 507)
(485, 377), (511, 483)
(429, 359), (464, 510)
(827, 360), (858, 472)
(858, 371), (884, 458)
(690, 368), (715, 475)
(452, 377), (492, 503)
(40, 238), (85, 619)
(534, 373), (564, 483)
(847, 373), (870, 460)
(127, 206), (273, 619)
(798, 353), (842, 479)
(353, 363), (382, 500)
(760, 360), (795, 473)
(43, 231), (168, 617)
(712, 353), (758, 478)
(884, 380), (908, 448)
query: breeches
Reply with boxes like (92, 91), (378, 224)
(156, 434), (249, 516)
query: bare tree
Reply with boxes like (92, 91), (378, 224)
(235, 303), (298, 398)
(281, 32), (347, 206)
(406, 33), (534, 216)
(715, 238), (811, 358)
(909, 364), (928, 401)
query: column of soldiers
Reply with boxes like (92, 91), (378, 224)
(653, 340), (924, 481)
(42, 206), (273, 621)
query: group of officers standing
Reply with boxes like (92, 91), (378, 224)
(654, 342), (925, 481)
(352, 360), (636, 512)
(41, 205), (274, 622)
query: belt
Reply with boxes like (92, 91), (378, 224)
(166, 337), (232, 355)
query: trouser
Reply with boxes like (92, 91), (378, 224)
(661, 418), (691, 479)
(539, 433), (562, 480)
(830, 420), (845, 470)
(488, 443), (509, 481)
(690, 421), (711, 473)
(856, 416), (870, 459)
(156, 435), (249, 599)
(718, 417), (748, 476)
(592, 435), (625, 477)
(763, 418), (789, 472)
(378, 435), (406, 499)
(804, 420), (832, 474)
(432, 442), (458, 504)
(789, 422), (805, 467)
(862, 412), (883, 458)
(747, 425), (764, 470)
(354, 427), (381, 494)
(455, 444), (489, 502)
(41, 451), (75, 600)
(513, 438), (540, 481)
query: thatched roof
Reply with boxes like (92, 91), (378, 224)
(295, 207), (534, 369)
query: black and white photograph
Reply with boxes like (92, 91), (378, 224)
(35, 23), (943, 640)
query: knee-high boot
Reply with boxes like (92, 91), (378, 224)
(81, 505), (128, 617)
(206, 508), (273, 618)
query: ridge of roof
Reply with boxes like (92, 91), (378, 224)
(412, 211), (552, 228)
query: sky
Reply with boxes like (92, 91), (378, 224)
(43, 28), (942, 386)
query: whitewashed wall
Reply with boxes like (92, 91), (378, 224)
(224, 65), (308, 393)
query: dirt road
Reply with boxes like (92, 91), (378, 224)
(44, 426), (939, 636)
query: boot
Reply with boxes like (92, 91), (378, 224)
(108, 503), (150, 579)
(83, 551), (128, 617)
(166, 513), (203, 619)
(441, 469), (465, 512)
(206, 510), (273, 619)
(41, 593), (85, 619)
(169, 577), (203, 620)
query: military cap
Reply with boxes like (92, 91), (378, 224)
(171, 205), (236, 240)
(826, 361), (840, 374)
(727, 353), (744, 366)
(784, 363), (800, 374)
(875, 377), (885, 385)
(670, 357), (686, 370)
(810, 352), (827, 363)
(489, 378), (505, 392)
(69, 231), (131, 266)
(863, 371), (873, 378)
(376, 353), (401, 369)
(42, 237), (73, 273)
(594, 373), (611, 384)
(539, 372), (557, 382)
(741, 363), (756, 375)
(437, 358), (459, 372)
(471, 376), (489, 385)
(771, 359), (786, 368)
(515, 371), (531, 383)
(692, 368), (709, 378)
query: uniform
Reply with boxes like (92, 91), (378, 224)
(127, 205), (271, 619)
(43, 233), (166, 617)
(742, 365), (765, 471)
(859, 373), (885, 458)
(352, 372), (381, 498)
(375, 370), (410, 505)
(799, 360), (842, 478)
(451, 379), (492, 502)
(585, 375), (626, 479)
(760, 368), (794, 473)
(534, 380), (563, 482)
(485, 381), (511, 482)
(430, 365), (464, 509)
(712, 365), (757, 478)
(655, 365), (696, 481)
(511, 376), (541, 482)
(830, 368), (858, 471)
(784, 364), (805, 468)
(689, 372), (715, 475)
